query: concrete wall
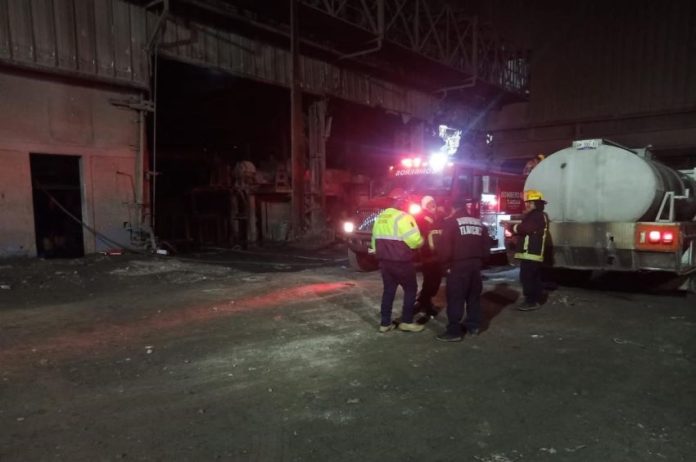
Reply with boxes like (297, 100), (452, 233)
(0, 70), (141, 257)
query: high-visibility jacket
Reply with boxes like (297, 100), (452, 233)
(513, 209), (549, 262)
(371, 208), (424, 262)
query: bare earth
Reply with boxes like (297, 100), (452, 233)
(0, 247), (694, 462)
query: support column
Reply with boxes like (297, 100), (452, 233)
(409, 121), (425, 154)
(393, 119), (424, 155)
(308, 100), (328, 232)
(290, 0), (305, 238)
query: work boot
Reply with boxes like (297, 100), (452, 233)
(517, 301), (541, 311)
(425, 308), (438, 318)
(379, 323), (396, 333)
(398, 322), (425, 333)
(435, 332), (463, 342)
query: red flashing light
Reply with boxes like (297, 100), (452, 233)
(648, 230), (661, 243)
(636, 225), (680, 251)
(413, 158), (422, 167)
(401, 158), (413, 168)
(408, 203), (422, 215)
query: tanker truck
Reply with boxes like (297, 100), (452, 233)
(524, 139), (696, 292)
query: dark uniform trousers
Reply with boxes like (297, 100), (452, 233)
(379, 260), (417, 325)
(519, 259), (543, 304)
(445, 259), (483, 336)
(417, 261), (442, 309)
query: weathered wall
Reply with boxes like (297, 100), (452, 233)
(0, 149), (34, 256)
(0, 70), (140, 257)
(484, 0), (696, 163)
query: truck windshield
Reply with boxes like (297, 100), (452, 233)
(377, 172), (454, 196)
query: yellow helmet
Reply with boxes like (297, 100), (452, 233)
(524, 189), (544, 202)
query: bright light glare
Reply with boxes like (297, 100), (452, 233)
(429, 152), (448, 172)
(401, 158), (413, 168)
(343, 221), (355, 233)
(408, 204), (422, 215)
(482, 194), (498, 206)
(413, 157), (422, 167)
(648, 230), (661, 243)
(662, 231), (674, 243)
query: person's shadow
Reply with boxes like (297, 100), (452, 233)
(480, 283), (519, 332)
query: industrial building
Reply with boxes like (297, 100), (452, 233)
(1, 0), (694, 258)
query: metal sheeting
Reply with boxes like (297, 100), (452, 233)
(0, 0), (149, 88)
(528, 1), (696, 123)
(156, 17), (441, 120)
(0, 0), (442, 119)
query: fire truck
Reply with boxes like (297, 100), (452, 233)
(340, 153), (525, 271)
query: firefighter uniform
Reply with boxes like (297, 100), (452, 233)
(371, 206), (425, 332)
(512, 190), (550, 310)
(415, 197), (443, 317)
(436, 205), (490, 341)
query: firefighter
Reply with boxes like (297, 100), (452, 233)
(510, 189), (550, 311)
(371, 198), (425, 333)
(435, 196), (490, 342)
(523, 154), (545, 176)
(415, 195), (442, 318)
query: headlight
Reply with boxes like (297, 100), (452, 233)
(408, 203), (421, 215)
(343, 221), (355, 233)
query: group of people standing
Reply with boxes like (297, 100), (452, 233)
(370, 189), (551, 342)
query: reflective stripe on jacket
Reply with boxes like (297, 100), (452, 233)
(513, 210), (549, 262)
(371, 208), (424, 261)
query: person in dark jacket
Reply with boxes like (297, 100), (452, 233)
(435, 197), (490, 342)
(415, 195), (443, 318)
(510, 189), (551, 311)
(370, 199), (425, 333)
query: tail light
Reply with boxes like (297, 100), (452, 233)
(343, 221), (355, 233)
(636, 224), (680, 252)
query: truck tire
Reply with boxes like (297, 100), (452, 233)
(347, 249), (378, 272)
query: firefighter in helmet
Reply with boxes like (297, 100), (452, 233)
(509, 189), (551, 310)
(371, 195), (425, 333)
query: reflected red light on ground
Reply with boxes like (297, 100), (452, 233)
(0, 282), (357, 368)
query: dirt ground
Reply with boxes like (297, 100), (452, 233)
(1, 245), (695, 461)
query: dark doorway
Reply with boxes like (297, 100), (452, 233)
(30, 154), (85, 258)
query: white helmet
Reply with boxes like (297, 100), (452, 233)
(421, 195), (435, 209)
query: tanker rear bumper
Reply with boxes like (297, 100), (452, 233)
(550, 222), (696, 274)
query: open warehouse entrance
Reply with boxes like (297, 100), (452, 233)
(150, 58), (417, 250)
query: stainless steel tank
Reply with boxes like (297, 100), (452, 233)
(525, 140), (696, 223)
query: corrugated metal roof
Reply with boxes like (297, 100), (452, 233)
(0, 0), (149, 88)
(0, 0), (445, 120)
(156, 15), (442, 120)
